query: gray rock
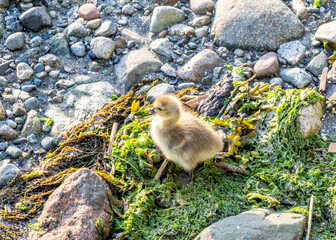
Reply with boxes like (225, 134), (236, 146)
(115, 49), (163, 91)
(0, 76), (8, 87)
(315, 21), (336, 47)
(5, 146), (22, 159)
(299, 99), (324, 138)
(191, 16), (211, 28)
(306, 52), (328, 77)
(0, 125), (18, 140)
(195, 209), (306, 240)
(234, 49), (245, 57)
(0, 0), (9, 8)
(146, 83), (175, 103)
(13, 103), (26, 117)
(169, 24), (195, 37)
(0, 60), (13, 76)
(122, 4), (136, 15)
(49, 70), (60, 79)
(177, 49), (222, 83)
(190, 0), (214, 14)
(150, 6), (186, 33)
(45, 82), (116, 135)
(270, 77), (283, 86)
(55, 79), (75, 89)
(38, 54), (60, 68)
(29, 36), (43, 47)
(0, 101), (5, 121)
(176, 82), (196, 90)
(161, 63), (177, 77)
(21, 110), (42, 137)
(6, 119), (17, 129)
(121, 28), (142, 43)
(253, 52), (279, 78)
(74, 75), (93, 85)
(280, 68), (312, 88)
(90, 37), (115, 59)
(16, 62), (34, 81)
(50, 33), (70, 56)
(0, 142), (8, 151)
(5, 32), (25, 51)
(211, 0), (305, 50)
(23, 97), (39, 110)
(277, 40), (305, 66)
(292, 0), (308, 20)
(19, 6), (52, 32)
(67, 22), (87, 38)
(94, 20), (117, 37)
(41, 136), (54, 150)
(0, 161), (19, 189)
(27, 134), (38, 144)
(150, 38), (173, 58)
(70, 42), (86, 57)
(87, 19), (102, 30)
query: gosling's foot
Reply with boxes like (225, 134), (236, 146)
(175, 170), (193, 186)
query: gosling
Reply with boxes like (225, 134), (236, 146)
(150, 94), (223, 180)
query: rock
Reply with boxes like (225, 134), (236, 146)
(162, 0), (179, 5)
(5, 146), (22, 159)
(292, 0), (308, 20)
(78, 3), (100, 20)
(87, 19), (102, 30)
(0, 161), (19, 189)
(41, 137), (54, 150)
(122, 4), (136, 15)
(50, 33), (70, 56)
(306, 52), (328, 77)
(28, 168), (112, 240)
(150, 38), (173, 58)
(0, 125), (18, 140)
(121, 28), (142, 43)
(16, 62), (34, 81)
(195, 209), (306, 240)
(21, 110), (42, 137)
(191, 16), (211, 28)
(38, 54), (60, 68)
(280, 68), (312, 89)
(270, 77), (283, 86)
(299, 99), (325, 138)
(55, 79), (75, 89)
(5, 32), (25, 51)
(6, 119), (17, 129)
(115, 49), (163, 91)
(315, 21), (336, 48)
(0, 76), (7, 87)
(94, 20), (117, 37)
(19, 6), (52, 32)
(177, 82), (196, 90)
(115, 36), (127, 48)
(74, 75), (93, 85)
(0, 60), (13, 76)
(253, 52), (279, 78)
(150, 6), (186, 33)
(146, 83), (175, 103)
(190, 0), (214, 14)
(67, 22), (87, 38)
(29, 36), (43, 47)
(90, 37), (115, 59)
(277, 40), (305, 66)
(70, 42), (86, 57)
(23, 97), (39, 110)
(177, 49), (221, 83)
(161, 63), (177, 77)
(169, 24), (195, 37)
(0, 101), (5, 121)
(46, 82), (115, 134)
(12, 103), (26, 117)
(0, 0), (9, 8)
(211, 0), (305, 50)
(195, 26), (208, 38)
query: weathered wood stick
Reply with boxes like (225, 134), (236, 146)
(184, 94), (209, 109)
(106, 122), (118, 156)
(305, 195), (315, 240)
(214, 162), (247, 175)
(318, 67), (328, 93)
(154, 159), (169, 180)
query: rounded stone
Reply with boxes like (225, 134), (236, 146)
(6, 146), (22, 159)
(41, 136), (54, 150)
(70, 42), (86, 57)
(16, 62), (34, 81)
(78, 3), (100, 20)
(5, 32), (25, 51)
(146, 83), (175, 103)
(90, 37), (115, 60)
(270, 77), (283, 86)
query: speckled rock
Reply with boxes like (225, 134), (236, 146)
(306, 51), (328, 77)
(5, 32), (25, 51)
(38, 54), (60, 68)
(94, 20), (117, 37)
(0, 125), (18, 140)
(150, 38), (173, 58)
(77, 3), (100, 20)
(6, 146), (22, 159)
(115, 49), (163, 91)
(146, 83), (175, 103)
(19, 6), (52, 32)
(0, 101), (5, 121)
(253, 52), (279, 78)
(12, 103), (26, 117)
(280, 68), (312, 89)
(21, 110), (42, 137)
(169, 24), (195, 37)
(50, 33), (70, 56)
(67, 22), (87, 38)
(315, 21), (336, 47)
(277, 40), (305, 66)
(191, 16), (211, 28)
(211, 0), (305, 50)
(190, 0), (214, 14)
(299, 99), (325, 138)
(150, 6), (186, 33)
(90, 37), (115, 59)
(16, 62), (34, 81)
(177, 49), (221, 83)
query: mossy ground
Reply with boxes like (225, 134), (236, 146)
(0, 81), (335, 240)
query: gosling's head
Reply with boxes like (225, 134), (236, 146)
(153, 94), (182, 120)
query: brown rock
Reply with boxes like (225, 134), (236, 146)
(115, 36), (127, 49)
(162, 0), (179, 5)
(292, 0), (308, 20)
(190, 0), (215, 14)
(38, 54), (60, 68)
(299, 99), (325, 138)
(253, 52), (279, 78)
(78, 3), (100, 21)
(29, 168), (113, 240)
(177, 49), (222, 83)
(0, 125), (18, 141)
(0, 101), (5, 121)
(12, 103), (26, 117)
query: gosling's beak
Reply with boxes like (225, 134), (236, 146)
(148, 107), (155, 114)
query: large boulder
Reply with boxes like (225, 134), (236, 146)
(195, 209), (306, 240)
(115, 49), (162, 91)
(19, 6), (52, 32)
(211, 0), (305, 50)
(28, 168), (113, 240)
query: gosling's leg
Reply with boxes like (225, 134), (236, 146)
(175, 169), (193, 185)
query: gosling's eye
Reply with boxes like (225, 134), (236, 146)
(157, 107), (162, 111)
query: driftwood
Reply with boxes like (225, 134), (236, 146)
(328, 143), (336, 153)
(214, 161), (247, 175)
(305, 195), (315, 240)
(154, 159), (169, 180)
(184, 94), (209, 110)
(106, 122), (118, 157)
(318, 67), (328, 93)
